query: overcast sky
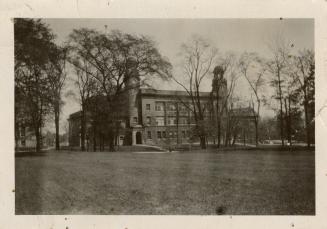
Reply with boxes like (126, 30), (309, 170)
(41, 18), (314, 132)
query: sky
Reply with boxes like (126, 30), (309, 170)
(41, 18), (314, 132)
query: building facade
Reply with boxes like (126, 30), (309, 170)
(68, 74), (256, 149)
(15, 123), (37, 149)
(131, 88), (212, 146)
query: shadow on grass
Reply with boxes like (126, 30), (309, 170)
(215, 206), (227, 215)
(175, 144), (315, 153)
(15, 151), (47, 214)
(15, 151), (48, 158)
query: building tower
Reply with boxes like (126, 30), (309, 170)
(124, 58), (140, 127)
(212, 65), (227, 96)
(211, 65), (227, 146)
(124, 58), (142, 145)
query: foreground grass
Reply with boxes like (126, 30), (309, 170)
(15, 149), (315, 215)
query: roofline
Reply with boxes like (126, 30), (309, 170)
(139, 88), (212, 98)
(68, 110), (81, 119)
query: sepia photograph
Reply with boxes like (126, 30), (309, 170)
(14, 18), (315, 215)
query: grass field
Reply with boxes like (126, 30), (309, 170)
(15, 149), (315, 215)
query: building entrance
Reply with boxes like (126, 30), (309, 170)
(136, 132), (142, 144)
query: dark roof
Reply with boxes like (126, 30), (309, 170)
(139, 88), (211, 98)
(68, 111), (81, 119)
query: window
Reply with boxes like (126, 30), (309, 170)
(180, 103), (188, 111)
(167, 103), (176, 111)
(146, 116), (151, 125)
(156, 117), (165, 126)
(174, 131), (177, 137)
(21, 128), (25, 137)
(182, 131), (186, 138)
(155, 102), (164, 111)
(157, 131), (162, 139)
(162, 131), (166, 138)
(180, 117), (188, 125)
(133, 117), (138, 124)
(203, 103), (211, 113)
(168, 117), (176, 126)
(146, 104), (151, 110)
(147, 131), (152, 139)
(120, 121), (126, 128)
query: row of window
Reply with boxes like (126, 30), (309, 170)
(134, 115), (209, 126)
(146, 102), (190, 112)
(147, 130), (189, 139)
(145, 116), (193, 126)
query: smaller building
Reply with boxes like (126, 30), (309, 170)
(230, 107), (257, 144)
(15, 119), (38, 149)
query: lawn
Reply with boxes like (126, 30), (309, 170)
(15, 149), (315, 215)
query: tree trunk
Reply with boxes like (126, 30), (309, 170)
(35, 125), (41, 153)
(243, 128), (246, 146)
(304, 99), (311, 148)
(278, 72), (284, 146)
(54, 104), (60, 150)
(114, 134), (118, 146)
(80, 107), (86, 151)
(109, 135), (115, 152)
(225, 113), (230, 147)
(284, 98), (290, 145)
(176, 116), (179, 145)
(288, 96), (292, 146)
(254, 118), (258, 147)
(216, 89), (221, 148)
(283, 97), (293, 146)
(279, 100), (284, 146)
(255, 101), (260, 147)
(200, 136), (206, 149)
(101, 134), (104, 151)
(113, 120), (119, 148)
(93, 123), (97, 152)
(232, 131), (237, 146)
(217, 118), (221, 148)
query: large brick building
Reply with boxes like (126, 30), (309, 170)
(68, 73), (256, 149)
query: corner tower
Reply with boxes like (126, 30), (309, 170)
(124, 58), (141, 128)
(212, 65), (227, 97)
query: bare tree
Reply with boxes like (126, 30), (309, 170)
(172, 36), (218, 149)
(282, 68), (301, 146)
(212, 53), (239, 147)
(290, 49), (315, 147)
(14, 19), (55, 152)
(68, 56), (98, 151)
(239, 52), (266, 146)
(228, 97), (244, 146)
(47, 45), (68, 150)
(266, 34), (291, 146)
(68, 28), (172, 151)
